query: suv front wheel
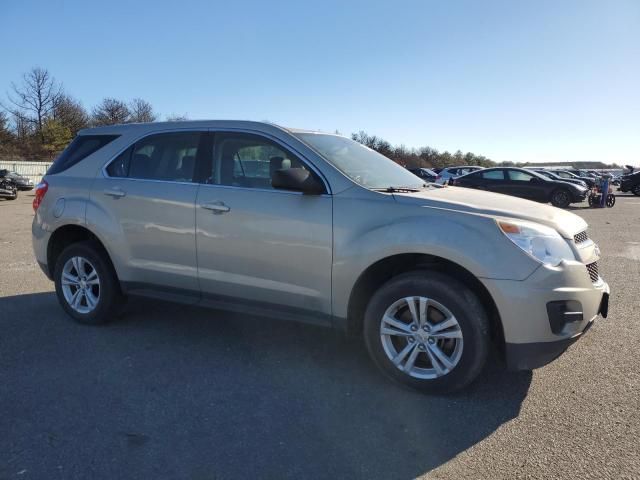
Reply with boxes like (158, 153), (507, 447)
(364, 271), (490, 393)
(54, 241), (124, 325)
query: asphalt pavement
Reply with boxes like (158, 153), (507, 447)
(1, 192), (638, 479)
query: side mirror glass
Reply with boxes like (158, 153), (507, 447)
(272, 168), (325, 195)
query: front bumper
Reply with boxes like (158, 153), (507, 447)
(482, 261), (610, 370)
(572, 189), (589, 202)
(505, 289), (608, 370)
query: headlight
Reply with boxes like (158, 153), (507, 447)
(497, 219), (575, 266)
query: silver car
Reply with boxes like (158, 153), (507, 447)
(32, 121), (610, 393)
(435, 165), (484, 185)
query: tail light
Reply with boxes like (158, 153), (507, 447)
(436, 175), (441, 181)
(33, 180), (48, 212)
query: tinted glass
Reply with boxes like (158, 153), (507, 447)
(508, 170), (535, 182)
(481, 170), (505, 180)
(106, 148), (132, 177)
(294, 133), (424, 189)
(212, 133), (308, 189)
(48, 135), (119, 174)
(107, 132), (200, 182)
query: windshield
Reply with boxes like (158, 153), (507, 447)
(294, 132), (424, 190)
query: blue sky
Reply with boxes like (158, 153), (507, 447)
(1, 0), (638, 164)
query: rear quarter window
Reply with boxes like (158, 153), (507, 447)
(47, 135), (119, 175)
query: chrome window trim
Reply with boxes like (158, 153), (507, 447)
(197, 182), (331, 198)
(100, 126), (332, 194)
(101, 128), (209, 185)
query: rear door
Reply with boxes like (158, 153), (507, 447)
(91, 130), (206, 293)
(195, 131), (333, 317)
(470, 169), (509, 194)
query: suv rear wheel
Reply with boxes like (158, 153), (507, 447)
(632, 184), (640, 196)
(54, 241), (124, 325)
(364, 271), (490, 393)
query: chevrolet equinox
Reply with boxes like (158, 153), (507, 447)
(32, 121), (610, 393)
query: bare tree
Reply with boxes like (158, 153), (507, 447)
(3, 67), (63, 144)
(53, 94), (89, 136)
(0, 111), (17, 155)
(91, 98), (130, 126)
(165, 113), (189, 122)
(129, 98), (157, 123)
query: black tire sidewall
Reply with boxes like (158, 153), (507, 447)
(551, 189), (570, 208)
(363, 272), (490, 394)
(54, 242), (122, 325)
(633, 185), (640, 196)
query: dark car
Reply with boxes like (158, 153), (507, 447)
(619, 171), (640, 196)
(407, 167), (438, 182)
(0, 169), (34, 191)
(529, 169), (588, 188)
(0, 175), (17, 200)
(552, 170), (596, 189)
(452, 167), (588, 208)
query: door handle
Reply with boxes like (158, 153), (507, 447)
(104, 188), (126, 198)
(201, 201), (230, 214)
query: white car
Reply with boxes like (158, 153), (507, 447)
(436, 166), (483, 185)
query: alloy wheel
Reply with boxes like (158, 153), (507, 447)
(379, 296), (464, 379)
(61, 256), (101, 314)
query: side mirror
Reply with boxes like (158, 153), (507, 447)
(529, 177), (540, 183)
(272, 168), (325, 194)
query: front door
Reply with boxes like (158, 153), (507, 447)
(195, 132), (333, 316)
(505, 169), (545, 201)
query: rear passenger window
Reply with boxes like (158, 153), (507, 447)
(106, 132), (201, 182)
(49, 135), (119, 175)
(481, 170), (505, 180)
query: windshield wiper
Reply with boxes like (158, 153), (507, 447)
(372, 186), (424, 193)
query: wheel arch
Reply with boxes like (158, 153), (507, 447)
(346, 253), (504, 349)
(47, 224), (119, 280)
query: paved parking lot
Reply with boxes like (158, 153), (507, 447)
(1, 192), (639, 479)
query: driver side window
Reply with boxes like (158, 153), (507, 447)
(211, 133), (307, 190)
(508, 170), (534, 182)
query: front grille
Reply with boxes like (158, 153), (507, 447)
(574, 231), (589, 244)
(586, 262), (599, 283)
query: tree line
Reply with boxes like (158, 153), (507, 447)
(0, 67), (188, 161)
(0, 66), (622, 169)
(350, 131), (498, 170)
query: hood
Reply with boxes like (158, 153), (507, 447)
(394, 186), (587, 238)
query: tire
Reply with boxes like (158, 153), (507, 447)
(53, 241), (125, 325)
(633, 185), (640, 196)
(606, 194), (616, 207)
(550, 189), (571, 208)
(363, 271), (490, 394)
(587, 194), (596, 207)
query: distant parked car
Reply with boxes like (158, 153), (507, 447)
(407, 167), (438, 182)
(0, 175), (17, 200)
(552, 170), (596, 189)
(528, 169), (587, 188)
(0, 169), (34, 191)
(436, 166), (483, 185)
(619, 171), (640, 196)
(452, 167), (588, 208)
